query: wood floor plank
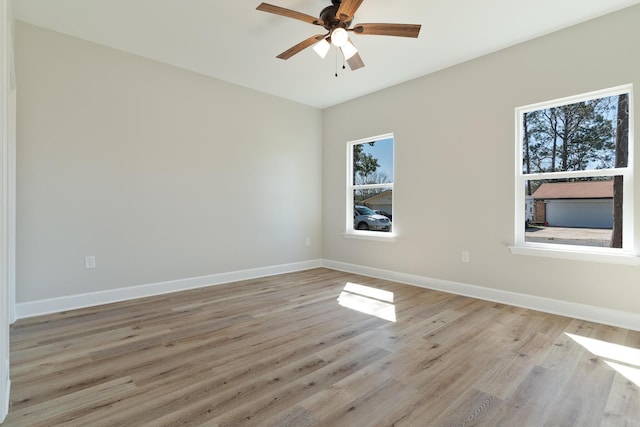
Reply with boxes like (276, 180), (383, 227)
(601, 373), (640, 427)
(475, 350), (538, 401)
(430, 387), (504, 427)
(542, 328), (620, 426)
(5, 268), (640, 426)
(6, 376), (136, 427)
(489, 365), (570, 425)
(204, 332), (391, 426)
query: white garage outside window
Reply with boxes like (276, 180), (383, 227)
(510, 85), (639, 264)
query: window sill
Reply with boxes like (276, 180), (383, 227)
(509, 244), (640, 266)
(343, 231), (397, 243)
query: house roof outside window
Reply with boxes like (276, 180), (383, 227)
(361, 190), (392, 205)
(532, 181), (613, 200)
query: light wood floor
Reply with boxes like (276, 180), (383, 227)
(6, 268), (640, 426)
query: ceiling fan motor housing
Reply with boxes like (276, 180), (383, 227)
(320, 4), (352, 30)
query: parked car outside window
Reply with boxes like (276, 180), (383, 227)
(373, 210), (392, 221)
(354, 206), (392, 232)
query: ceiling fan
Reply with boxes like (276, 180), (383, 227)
(256, 0), (421, 71)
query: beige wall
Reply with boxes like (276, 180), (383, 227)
(16, 23), (323, 302)
(323, 5), (640, 314)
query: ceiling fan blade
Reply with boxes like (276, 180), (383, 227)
(346, 52), (365, 71)
(352, 23), (422, 38)
(256, 3), (324, 26)
(276, 34), (326, 60)
(336, 0), (364, 21)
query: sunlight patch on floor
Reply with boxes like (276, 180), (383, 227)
(343, 282), (394, 302)
(566, 333), (640, 387)
(338, 282), (396, 322)
(605, 361), (640, 387)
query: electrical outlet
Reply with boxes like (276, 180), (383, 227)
(85, 255), (96, 269)
(305, 238), (311, 246)
(461, 251), (470, 263)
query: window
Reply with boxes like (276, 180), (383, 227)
(346, 134), (394, 239)
(512, 85), (637, 263)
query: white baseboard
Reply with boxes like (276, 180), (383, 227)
(322, 260), (640, 332)
(14, 258), (640, 332)
(15, 259), (323, 319)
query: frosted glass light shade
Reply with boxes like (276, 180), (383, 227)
(341, 40), (358, 60)
(313, 39), (331, 59)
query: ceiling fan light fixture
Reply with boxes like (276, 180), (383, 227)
(257, 1), (421, 72)
(312, 38), (331, 59)
(341, 40), (358, 60)
(330, 27), (348, 47)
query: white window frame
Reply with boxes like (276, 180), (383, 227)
(510, 85), (640, 265)
(345, 133), (396, 242)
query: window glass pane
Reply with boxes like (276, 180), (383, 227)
(522, 93), (629, 174)
(524, 178), (622, 248)
(352, 138), (394, 186)
(353, 188), (392, 232)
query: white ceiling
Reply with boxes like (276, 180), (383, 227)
(13, 0), (640, 109)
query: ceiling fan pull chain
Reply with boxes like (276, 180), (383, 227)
(335, 48), (339, 77)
